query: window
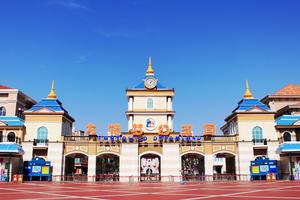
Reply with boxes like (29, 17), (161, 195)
(0, 107), (6, 116)
(7, 132), (15, 142)
(252, 126), (263, 143)
(283, 132), (291, 142)
(37, 126), (48, 143)
(147, 98), (153, 109)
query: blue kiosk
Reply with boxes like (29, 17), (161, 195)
(250, 156), (278, 180)
(24, 157), (52, 181)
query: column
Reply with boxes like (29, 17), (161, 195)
(128, 97), (133, 111)
(128, 115), (133, 131)
(167, 97), (172, 111)
(47, 142), (64, 181)
(205, 155), (213, 180)
(22, 141), (33, 161)
(161, 143), (181, 182)
(167, 115), (173, 131)
(88, 155), (96, 182)
(119, 143), (139, 182)
(236, 142), (253, 180)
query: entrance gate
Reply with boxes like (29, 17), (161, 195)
(140, 154), (161, 182)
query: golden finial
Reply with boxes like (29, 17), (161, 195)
(48, 80), (57, 99)
(146, 56), (154, 75)
(244, 80), (253, 99)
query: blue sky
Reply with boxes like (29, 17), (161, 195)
(1, 0), (300, 134)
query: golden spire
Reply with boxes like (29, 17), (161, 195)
(146, 56), (154, 75)
(244, 80), (253, 99)
(47, 80), (57, 99)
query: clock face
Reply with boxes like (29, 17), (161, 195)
(144, 77), (157, 89)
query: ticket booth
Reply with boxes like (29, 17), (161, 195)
(24, 157), (52, 181)
(250, 156), (278, 180)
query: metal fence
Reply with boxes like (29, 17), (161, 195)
(50, 174), (251, 183)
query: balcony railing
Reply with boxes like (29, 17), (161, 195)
(33, 139), (48, 146)
(0, 136), (21, 144)
(252, 138), (267, 145)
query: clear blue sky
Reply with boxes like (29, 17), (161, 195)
(1, 0), (300, 134)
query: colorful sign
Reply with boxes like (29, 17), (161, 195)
(32, 166), (42, 173)
(145, 118), (156, 131)
(181, 124), (192, 136)
(260, 165), (269, 173)
(251, 166), (259, 174)
(42, 166), (49, 175)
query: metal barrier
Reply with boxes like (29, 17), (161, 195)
(49, 174), (250, 183)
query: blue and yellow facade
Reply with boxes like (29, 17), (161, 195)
(1, 59), (300, 182)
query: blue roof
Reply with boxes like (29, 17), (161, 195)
(278, 142), (300, 153)
(133, 75), (167, 89)
(0, 116), (24, 126)
(232, 99), (270, 113)
(276, 115), (300, 126)
(27, 98), (68, 113)
(0, 143), (24, 154)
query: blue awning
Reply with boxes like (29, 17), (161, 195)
(278, 142), (300, 153)
(0, 143), (24, 155)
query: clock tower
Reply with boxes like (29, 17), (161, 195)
(126, 57), (175, 133)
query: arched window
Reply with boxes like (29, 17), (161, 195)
(283, 132), (291, 142)
(37, 127), (48, 143)
(252, 126), (263, 143)
(7, 132), (15, 142)
(147, 98), (153, 109)
(0, 107), (6, 116)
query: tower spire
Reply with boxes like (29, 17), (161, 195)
(146, 56), (154, 76)
(48, 80), (57, 99)
(244, 80), (253, 99)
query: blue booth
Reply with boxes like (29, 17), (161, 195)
(24, 157), (52, 181)
(250, 156), (278, 180)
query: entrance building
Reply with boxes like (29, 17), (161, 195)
(2, 58), (300, 182)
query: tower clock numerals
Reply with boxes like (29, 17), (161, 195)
(144, 77), (157, 89)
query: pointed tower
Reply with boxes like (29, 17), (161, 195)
(221, 80), (278, 177)
(23, 81), (75, 180)
(146, 56), (154, 76)
(244, 80), (253, 99)
(48, 80), (57, 99)
(125, 57), (175, 133)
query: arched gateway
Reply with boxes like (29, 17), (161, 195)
(96, 153), (119, 181)
(64, 153), (88, 181)
(181, 153), (205, 181)
(140, 153), (161, 182)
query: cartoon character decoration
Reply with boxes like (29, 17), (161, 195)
(141, 157), (160, 174)
(130, 124), (143, 136)
(158, 124), (170, 136)
(85, 123), (96, 136)
(108, 124), (121, 136)
(145, 118), (156, 131)
(203, 124), (215, 136)
(181, 124), (192, 136)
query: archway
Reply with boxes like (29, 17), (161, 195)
(64, 153), (88, 181)
(213, 152), (236, 180)
(96, 153), (119, 181)
(140, 153), (161, 182)
(181, 153), (205, 181)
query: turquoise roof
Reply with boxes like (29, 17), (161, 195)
(278, 142), (300, 153)
(0, 116), (24, 126)
(232, 99), (270, 113)
(27, 98), (69, 113)
(0, 143), (24, 154)
(276, 115), (300, 126)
